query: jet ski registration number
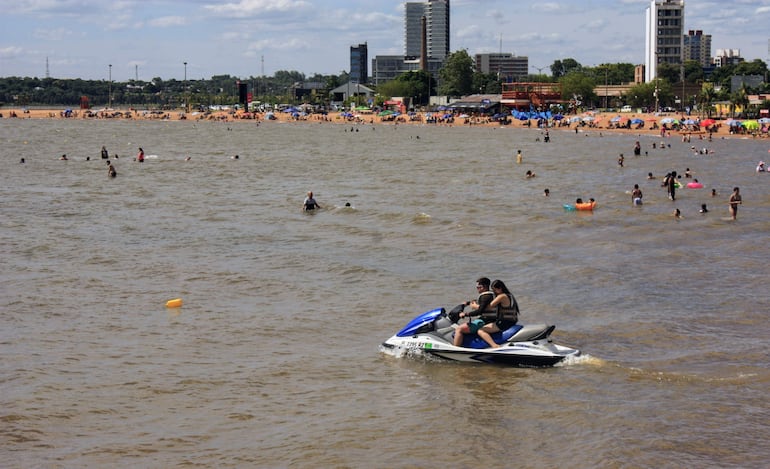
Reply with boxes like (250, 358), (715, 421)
(405, 341), (433, 350)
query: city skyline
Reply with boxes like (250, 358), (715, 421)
(1, 0), (769, 81)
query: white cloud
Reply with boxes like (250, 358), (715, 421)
(149, 16), (187, 27)
(33, 28), (75, 41)
(204, 0), (310, 18)
(531, 2), (563, 13)
(0, 46), (24, 58)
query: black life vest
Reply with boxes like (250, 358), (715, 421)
(480, 293), (519, 324)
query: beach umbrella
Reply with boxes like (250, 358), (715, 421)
(610, 115), (623, 122)
(377, 110), (394, 117)
(569, 116), (582, 123)
(728, 120), (742, 127)
(682, 119), (697, 125)
(660, 117), (678, 124)
(700, 118), (716, 127)
(553, 114), (564, 120)
(582, 116), (595, 122)
(742, 120), (759, 130)
(630, 118), (644, 124)
(757, 117), (770, 124)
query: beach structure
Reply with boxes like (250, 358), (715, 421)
(501, 82), (563, 111)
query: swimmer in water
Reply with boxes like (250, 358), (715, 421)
(303, 191), (321, 211)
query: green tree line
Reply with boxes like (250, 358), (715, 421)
(2, 53), (767, 115)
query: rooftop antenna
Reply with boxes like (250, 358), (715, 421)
(135, 64), (138, 81)
(46, 56), (50, 78)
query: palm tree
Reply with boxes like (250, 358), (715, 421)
(730, 85), (749, 118)
(699, 83), (715, 119)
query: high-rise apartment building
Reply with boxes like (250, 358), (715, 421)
(404, 0), (449, 61)
(374, 0), (449, 85)
(350, 43), (368, 84)
(683, 30), (711, 67)
(644, 0), (684, 82)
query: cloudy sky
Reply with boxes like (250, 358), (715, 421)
(1, 0), (769, 81)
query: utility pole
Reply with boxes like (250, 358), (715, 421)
(184, 61), (187, 112)
(604, 66), (609, 110)
(653, 52), (659, 113)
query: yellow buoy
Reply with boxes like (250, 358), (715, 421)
(165, 298), (183, 308)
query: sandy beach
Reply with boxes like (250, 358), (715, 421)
(5, 106), (767, 140)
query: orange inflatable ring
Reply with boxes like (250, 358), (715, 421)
(575, 201), (597, 211)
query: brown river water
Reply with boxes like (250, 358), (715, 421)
(2, 117), (769, 468)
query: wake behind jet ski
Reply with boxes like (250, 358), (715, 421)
(381, 303), (580, 367)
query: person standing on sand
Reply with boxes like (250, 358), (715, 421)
(729, 187), (742, 220)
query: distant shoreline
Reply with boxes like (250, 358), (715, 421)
(2, 107), (766, 140)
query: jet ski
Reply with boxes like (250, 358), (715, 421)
(381, 304), (580, 367)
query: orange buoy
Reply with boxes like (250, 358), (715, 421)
(165, 298), (183, 308)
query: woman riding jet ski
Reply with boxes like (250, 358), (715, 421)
(381, 301), (580, 367)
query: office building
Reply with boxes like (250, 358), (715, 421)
(644, 0), (685, 82)
(475, 53), (529, 81)
(372, 56), (444, 85)
(713, 49), (744, 68)
(350, 43), (368, 84)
